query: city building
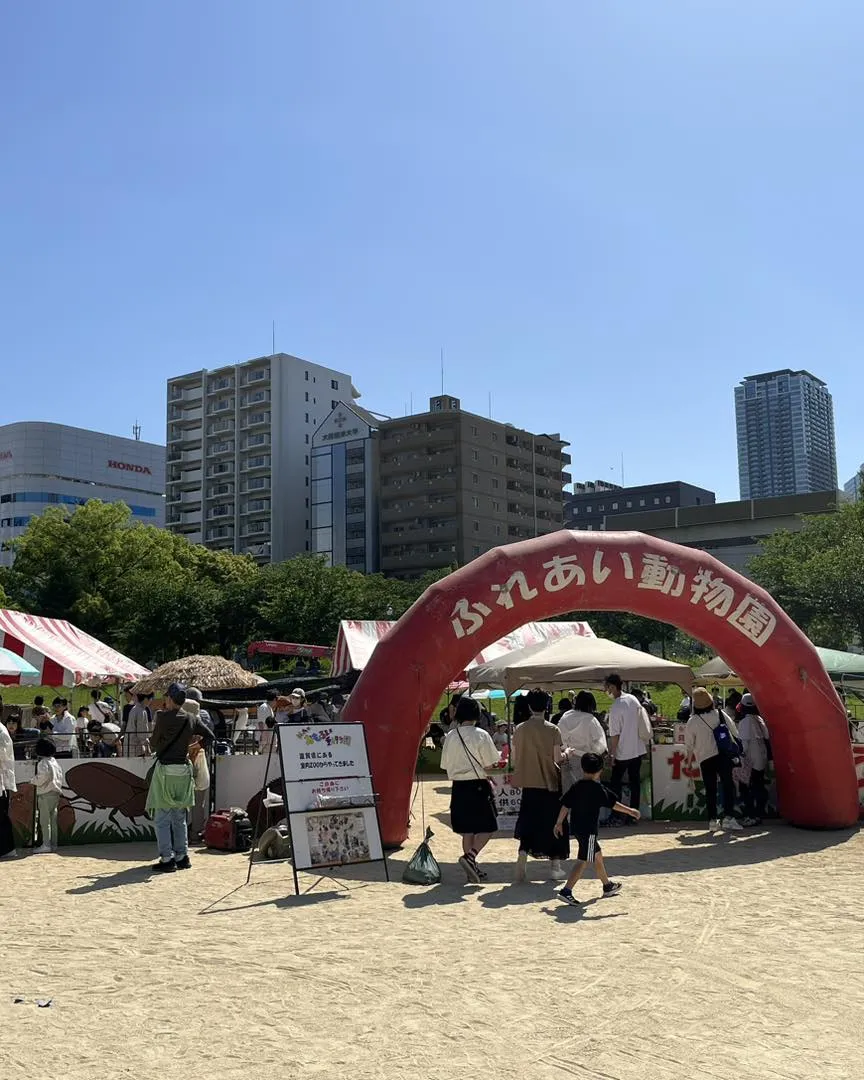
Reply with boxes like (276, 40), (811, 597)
(377, 394), (570, 578)
(311, 401), (383, 573)
(165, 352), (358, 562)
(565, 481), (715, 532)
(735, 369), (838, 499)
(0, 422), (165, 566)
(844, 467), (862, 501)
(583, 490), (840, 578)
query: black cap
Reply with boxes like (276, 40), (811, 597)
(167, 682), (187, 706)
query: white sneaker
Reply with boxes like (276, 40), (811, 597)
(721, 817), (744, 832)
(550, 860), (567, 882)
(708, 819), (721, 831)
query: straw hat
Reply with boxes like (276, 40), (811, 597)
(131, 655), (259, 696)
(691, 687), (714, 711)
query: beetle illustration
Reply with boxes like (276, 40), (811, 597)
(64, 762), (152, 827)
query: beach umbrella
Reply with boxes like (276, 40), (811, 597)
(130, 655), (260, 696)
(0, 646), (40, 684)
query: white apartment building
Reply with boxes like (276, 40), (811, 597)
(165, 353), (359, 562)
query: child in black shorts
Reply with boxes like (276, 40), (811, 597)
(553, 751), (640, 905)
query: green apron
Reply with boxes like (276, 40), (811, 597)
(146, 762), (195, 812)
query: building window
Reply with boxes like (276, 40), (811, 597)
(572, 507), (579, 516)
(625, 501), (632, 508)
(332, 400), (338, 410)
(492, 500), (500, 512)
(472, 473), (479, 484)
(305, 413), (309, 423)
(639, 499), (646, 507)
(472, 545), (481, 557)
(491, 433), (498, 442)
(305, 371), (309, 381)
(491, 478), (499, 489)
(586, 506), (592, 513)
(495, 524), (502, 537)
(331, 379), (338, 390)
(305, 455), (309, 465)
(653, 498), (660, 506)
(472, 449), (479, 461)
(492, 455), (499, 466)
(611, 502), (618, 510)
(664, 496), (672, 504)
(473, 521), (480, 532)
(471, 425), (479, 436)
(599, 504), (605, 512)
(305, 391), (309, 401)
(305, 434), (310, 444)
(472, 496), (480, 509)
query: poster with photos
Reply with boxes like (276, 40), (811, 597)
(291, 807), (384, 870)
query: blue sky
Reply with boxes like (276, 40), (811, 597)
(2, 1), (863, 500)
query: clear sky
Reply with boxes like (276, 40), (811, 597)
(2, 1), (863, 501)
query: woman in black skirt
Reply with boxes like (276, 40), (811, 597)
(440, 696), (501, 883)
(511, 688), (569, 883)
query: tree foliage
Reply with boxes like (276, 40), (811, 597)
(749, 496), (864, 648)
(0, 501), (450, 664)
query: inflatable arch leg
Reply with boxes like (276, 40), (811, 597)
(342, 531), (858, 845)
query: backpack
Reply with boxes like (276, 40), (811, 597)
(705, 714), (744, 761)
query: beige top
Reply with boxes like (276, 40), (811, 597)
(511, 715), (562, 792)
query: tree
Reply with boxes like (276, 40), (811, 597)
(750, 497), (864, 648)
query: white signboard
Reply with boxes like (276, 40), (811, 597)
(291, 807), (384, 870)
(285, 776), (375, 814)
(489, 772), (521, 833)
(278, 723), (370, 783)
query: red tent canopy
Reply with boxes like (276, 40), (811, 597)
(0, 609), (150, 687)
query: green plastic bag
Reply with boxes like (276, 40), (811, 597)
(402, 827), (441, 886)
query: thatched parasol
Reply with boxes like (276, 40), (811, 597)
(131, 655), (261, 696)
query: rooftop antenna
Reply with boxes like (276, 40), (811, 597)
(440, 347), (444, 395)
(488, 391), (492, 419)
(272, 320), (276, 356)
(132, 422), (141, 442)
(621, 452), (625, 486)
(409, 392), (414, 414)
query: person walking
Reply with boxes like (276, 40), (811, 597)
(0, 717), (17, 859)
(554, 751), (641, 905)
(146, 682), (214, 873)
(440, 696), (500, 883)
(685, 686), (744, 831)
(738, 693), (770, 825)
(558, 691), (608, 794)
(511, 688), (569, 883)
(33, 737), (64, 853)
(604, 674), (649, 825)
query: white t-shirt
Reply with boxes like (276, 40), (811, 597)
(685, 709), (740, 764)
(440, 724), (500, 782)
(608, 693), (648, 761)
(91, 699), (114, 723)
(35, 756), (64, 795)
(558, 710), (607, 757)
(257, 703), (274, 726)
(51, 712), (76, 753)
(739, 714), (769, 771)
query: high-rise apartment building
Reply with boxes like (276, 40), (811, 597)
(377, 394), (570, 578)
(735, 370), (838, 499)
(844, 466), (862, 501)
(165, 353), (358, 562)
(311, 401), (382, 573)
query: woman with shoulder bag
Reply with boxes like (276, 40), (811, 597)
(684, 686), (744, 832)
(440, 696), (500, 884)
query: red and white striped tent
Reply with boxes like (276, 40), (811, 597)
(0, 609), (150, 687)
(332, 619), (595, 679)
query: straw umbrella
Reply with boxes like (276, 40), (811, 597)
(130, 655), (260, 696)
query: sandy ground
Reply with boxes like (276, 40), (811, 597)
(2, 781), (863, 1080)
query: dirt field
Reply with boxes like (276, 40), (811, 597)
(2, 781), (862, 1080)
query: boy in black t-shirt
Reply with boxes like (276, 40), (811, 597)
(553, 752), (640, 905)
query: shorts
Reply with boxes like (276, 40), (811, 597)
(575, 833), (601, 862)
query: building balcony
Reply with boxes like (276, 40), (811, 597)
(207, 400), (235, 416)
(242, 456), (271, 473)
(241, 500), (271, 515)
(381, 549), (454, 573)
(207, 441), (235, 457)
(206, 463), (235, 479)
(240, 367), (270, 386)
(207, 418), (235, 436)
(241, 413), (270, 430)
(380, 476), (458, 499)
(207, 376), (235, 395)
(169, 383), (203, 404)
(177, 469), (203, 488)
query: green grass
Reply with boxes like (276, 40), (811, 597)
(1, 685), (95, 711)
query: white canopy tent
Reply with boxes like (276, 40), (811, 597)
(468, 635), (694, 696)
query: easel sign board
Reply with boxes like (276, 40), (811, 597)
(291, 806), (384, 871)
(286, 776), (375, 814)
(278, 723), (370, 784)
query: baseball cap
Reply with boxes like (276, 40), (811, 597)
(167, 682), (188, 706)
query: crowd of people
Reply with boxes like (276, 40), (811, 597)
(439, 675), (776, 903)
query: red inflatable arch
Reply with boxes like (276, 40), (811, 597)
(342, 531), (858, 845)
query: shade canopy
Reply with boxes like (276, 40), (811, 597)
(0, 645), (40, 684)
(0, 609), (149, 687)
(469, 635), (694, 695)
(332, 618), (595, 677)
(131, 655), (260, 696)
(697, 648), (864, 687)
